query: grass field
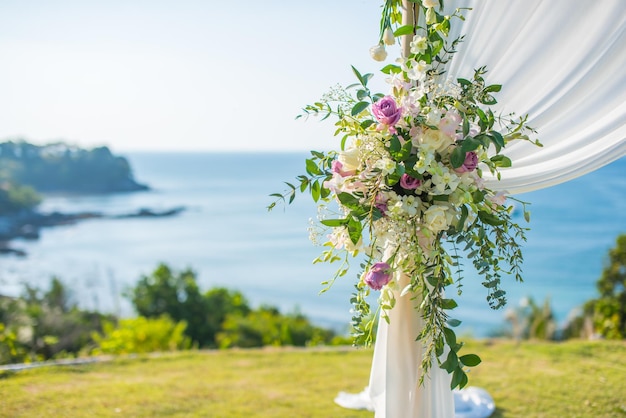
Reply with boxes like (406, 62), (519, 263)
(1, 340), (625, 417)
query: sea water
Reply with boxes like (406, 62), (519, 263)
(0, 152), (624, 336)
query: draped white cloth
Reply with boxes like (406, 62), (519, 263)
(339, 1), (626, 417)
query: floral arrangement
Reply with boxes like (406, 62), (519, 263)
(269, 0), (540, 389)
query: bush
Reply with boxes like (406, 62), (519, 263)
(91, 315), (191, 355)
(0, 278), (114, 363)
(216, 306), (335, 348)
(128, 264), (250, 347)
(586, 234), (626, 339)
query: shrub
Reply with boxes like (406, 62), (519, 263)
(91, 315), (191, 355)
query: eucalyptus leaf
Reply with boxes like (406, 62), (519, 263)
(351, 101), (370, 116)
(460, 354), (482, 367)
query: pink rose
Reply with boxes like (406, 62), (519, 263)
(372, 96), (402, 127)
(363, 262), (392, 290)
(399, 173), (422, 190)
(439, 110), (462, 137)
(455, 151), (479, 173)
(331, 160), (355, 177)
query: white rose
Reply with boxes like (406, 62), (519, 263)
(338, 147), (360, 173)
(423, 204), (452, 233)
(419, 129), (454, 153)
(383, 27), (395, 46)
(369, 44), (387, 62)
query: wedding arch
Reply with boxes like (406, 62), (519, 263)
(273, 0), (626, 417)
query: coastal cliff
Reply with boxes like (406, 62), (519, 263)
(0, 140), (182, 255)
(0, 141), (148, 193)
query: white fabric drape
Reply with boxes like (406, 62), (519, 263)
(352, 1), (626, 417)
(445, 0), (626, 194)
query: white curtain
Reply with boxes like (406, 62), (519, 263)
(360, 1), (626, 417)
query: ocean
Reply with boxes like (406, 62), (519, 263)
(1, 152), (625, 336)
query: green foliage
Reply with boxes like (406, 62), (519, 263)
(0, 140), (146, 193)
(91, 315), (191, 355)
(0, 278), (114, 364)
(216, 306), (335, 348)
(128, 264), (251, 347)
(0, 181), (41, 214)
(585, 234), (626, 339)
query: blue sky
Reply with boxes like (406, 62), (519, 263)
(0, 0), (393, 152)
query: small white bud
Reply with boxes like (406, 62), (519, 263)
(369, 44), (387, 62)
(382, 27), (395, 46)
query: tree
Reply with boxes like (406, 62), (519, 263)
(128, 264), (251, 347)
(586, 234), (626, 339)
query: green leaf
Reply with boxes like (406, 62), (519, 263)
(380, 64), (402, 75)
(456, 205), (468, 231)
(311, 180), (320, 202)
(457, 78), (471, 87)
(440, 350), (458, 374)
(351, 65), (364, 85)
(490, 130), (506, 149)
(480, 95), (497, 105)
(450, 147), (466, 168)
(305, 159), (321, 176)
(351, 101), (370, 116)
(447, 319), (462, 327)
(460, 354), (482, 367)
(393, 25), (415, 37)
(484, 84), (502, 93)
(360, 119), (375, 129)
(460, 137), (481, 153)
(477, 210), (505, 226)
(443, 327), (457, 347)
(320, 218), (348, 227)
(441, 299), (458, 310)
(337, 192), (361, 209)
(356, 89), (369, 101)
(491, 155), (512, 168)
(451, 368), (469, 389)
(389, 135), (402, 153)
(346, 217), (362, 245)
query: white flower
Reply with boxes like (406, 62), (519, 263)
(422, 0), (439, 8)
(328, 227), (362, 252)
(375, 157), (396, 175)
(426, 108), (441, 125)
(419, 129), (454, 154)
(423, 204), (452, 233)
(431, 165), (460, 194)
(369, 44), (387, 62)
(410, 35), (428, 55)
(338, 147), (361, 173)
(412, 149), (435, 174)
(401, 91), (422, 117)
(407, 59), (430, 81)
(383, 27), (395, 46)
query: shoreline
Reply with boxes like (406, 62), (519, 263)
(0, 206), (186, 256)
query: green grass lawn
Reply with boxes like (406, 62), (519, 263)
(1, 340), (625, 417)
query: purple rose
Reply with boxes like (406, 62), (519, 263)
(372, 96), (402, 127)
(455, 151), (479, 173)
(399, 173), (422, 190)
(363, 262), (392, 291)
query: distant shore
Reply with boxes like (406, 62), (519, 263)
(0, 206), (186, 256)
